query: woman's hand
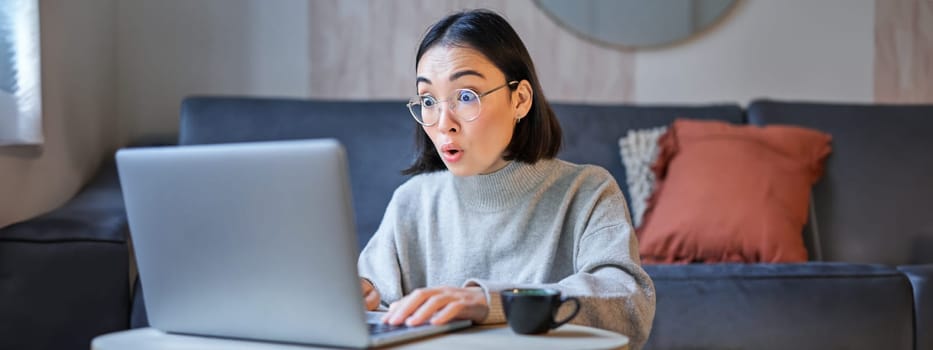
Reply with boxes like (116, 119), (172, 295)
(381, 286), (488, 326)
(361, 278), (380, 311)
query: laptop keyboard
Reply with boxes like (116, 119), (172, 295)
(368, 322), (414, 335)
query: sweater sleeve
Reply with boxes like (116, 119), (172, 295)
(357, 192), (406, 309)
(465, 180), (656, 349)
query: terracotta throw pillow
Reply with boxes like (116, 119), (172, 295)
(637, 119), (832, 264)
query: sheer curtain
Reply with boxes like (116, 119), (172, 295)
(0, 0), (41, 145)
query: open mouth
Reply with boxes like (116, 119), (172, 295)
(440, 144), (463, 162)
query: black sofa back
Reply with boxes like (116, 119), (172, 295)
(179, 98), (415, 250)
(179, 97), (744, 250)
(178, 97), (933, 267)
(749, 100), (933, 266)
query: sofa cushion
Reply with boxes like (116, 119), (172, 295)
(643, 263), (914, 350)
(638, 119), (831, 263)
(748, 100), (933, 265)
(0, 240), (130, 350)
(551, 103), (744, 219)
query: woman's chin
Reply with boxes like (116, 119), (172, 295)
(444, 157), (510, 177)
(446, 165), (476, 177)
(444, 160), (486, 177)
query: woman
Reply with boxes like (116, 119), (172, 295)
(358, 9), (655, 348)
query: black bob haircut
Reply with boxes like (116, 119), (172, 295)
(402, 9), (562, 175)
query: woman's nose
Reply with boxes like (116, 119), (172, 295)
(436, 103), (459, 133)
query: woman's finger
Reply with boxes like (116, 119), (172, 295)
(387, 289), (435, 325)
(429, 300), (466, 325)
(381, 301), (399, 323)
(360, 279), (372, 293)
(364, 289), (380, 311)
(406, 294), (455, 326)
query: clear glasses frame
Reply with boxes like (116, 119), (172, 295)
(407, 81), (518, 126)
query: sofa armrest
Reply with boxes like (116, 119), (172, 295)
(0, 161), (131, 349)
(898, 264), (933, 350)
(0, 160), (128, 242)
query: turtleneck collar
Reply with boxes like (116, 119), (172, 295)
(452, 158), (560, 211)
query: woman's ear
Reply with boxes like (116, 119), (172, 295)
(513, 80), (533, 120)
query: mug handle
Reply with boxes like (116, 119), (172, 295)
(550, 296), (581, 329)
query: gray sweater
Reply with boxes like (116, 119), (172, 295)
(358, 158), (655, 348)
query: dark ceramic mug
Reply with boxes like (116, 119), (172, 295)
(500, 288), (581, 334)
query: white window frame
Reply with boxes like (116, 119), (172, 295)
(0, 0), (42, 146)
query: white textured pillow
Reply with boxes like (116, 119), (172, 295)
(618, 126), (668, 228)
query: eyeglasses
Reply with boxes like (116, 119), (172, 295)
(407, 81), (518, 126)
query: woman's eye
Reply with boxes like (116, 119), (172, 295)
(458, 90), (478, 103)
(421, 96), (436, 107)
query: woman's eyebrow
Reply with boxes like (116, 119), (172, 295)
(450, 70), (485, 81)
(416, 70), (485, 85)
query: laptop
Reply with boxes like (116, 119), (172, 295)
(116, 139), (471, 348)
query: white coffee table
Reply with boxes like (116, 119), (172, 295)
(92, 324), (629, 350)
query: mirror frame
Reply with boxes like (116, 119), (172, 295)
(533, 0), (744, 51)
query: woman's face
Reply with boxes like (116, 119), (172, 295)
(416, 46), (531, 176)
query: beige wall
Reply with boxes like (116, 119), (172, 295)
(875, 0), (933, 102)
(116, 0), (310, 143)
(634, 0), (876, 104)
(119, 0), (930, 141)
(307, 1), (635, 103)
(0, 0), (119, 229)
(3, 0), (929, 227)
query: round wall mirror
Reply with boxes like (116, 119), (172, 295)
(535, 0), (740, 50)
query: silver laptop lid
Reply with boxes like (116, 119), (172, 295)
(117, 139), (369, 348)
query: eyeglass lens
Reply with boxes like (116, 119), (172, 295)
(410, 89), (482, 125)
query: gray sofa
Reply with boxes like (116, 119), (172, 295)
(170, 97), (931, 349)
(2, 97), (930, 349)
